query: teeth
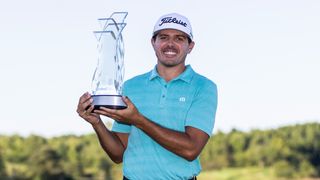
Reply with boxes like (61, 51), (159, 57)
(164, 51), (176, 55)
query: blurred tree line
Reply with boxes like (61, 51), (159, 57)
(0, 122), (319, 179)
(200, 122), (320, 178)
(0, 133), (118, 180)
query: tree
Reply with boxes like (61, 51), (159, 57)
(28, 145), (72, 180)
(274, 160), (297, 178)
(227, 130), (248, 166)
(200, 131), (229, 169)
(299, 160), (317, 177)
(0, 148), (6, 178)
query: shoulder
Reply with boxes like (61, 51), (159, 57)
(192, 71), (217, 90)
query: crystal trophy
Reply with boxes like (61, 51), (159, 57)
(91, 12), (128, 110)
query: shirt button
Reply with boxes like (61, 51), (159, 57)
(162, 95), (165, 98)
(164, 85), (167, 88)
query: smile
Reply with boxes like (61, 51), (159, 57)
(164, 51), (177, 55)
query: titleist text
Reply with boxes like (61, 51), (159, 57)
(159, 17), (187, 27)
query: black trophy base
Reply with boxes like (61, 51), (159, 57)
(92, 95), (127, 110)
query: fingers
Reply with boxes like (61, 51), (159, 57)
(94, 108), (120, 121)
(79, 92), (90, 104)
(95, 107), (116, 116)
(83, 104), (94, 116)
(91, 96), (136, 124)
(122, 96), (133, 108)
(77, 92), (93, 116)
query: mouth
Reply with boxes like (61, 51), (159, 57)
(163, 48), (178, 56)
(164, 51), (177, 55)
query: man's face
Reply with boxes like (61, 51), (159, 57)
(151, 29), (194, 68)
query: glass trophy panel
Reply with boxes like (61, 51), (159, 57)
(92, 31), (117, 95)
(91, 12), (128, 109)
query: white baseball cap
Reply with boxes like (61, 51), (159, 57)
(153, 13), (193, 40)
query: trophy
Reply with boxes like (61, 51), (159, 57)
(91, 12), (128, 110)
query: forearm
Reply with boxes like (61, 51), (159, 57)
(94, 97), (209, 161)
(92, 121), (125, 163)
(134, 115), (204, 161)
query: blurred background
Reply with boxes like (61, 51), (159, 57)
(0, 0), (319, 179)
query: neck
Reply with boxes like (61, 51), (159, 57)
(156, 64), (186, 82)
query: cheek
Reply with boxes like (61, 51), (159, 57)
(154, 48), (162, 58)
(182, 45), (192, 53)
(152, 42), (162, 51)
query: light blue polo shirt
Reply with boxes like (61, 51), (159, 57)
(112, 65), (218, 180)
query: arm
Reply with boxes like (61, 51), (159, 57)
(135, 115), (209, 161)
(95, 97), (209, 161)
(91, 121), (128, 163)
(77, 92), (128, 163)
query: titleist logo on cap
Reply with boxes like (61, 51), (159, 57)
(159, 17), (187, 27)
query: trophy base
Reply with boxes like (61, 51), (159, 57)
(92, 95), (127, 110)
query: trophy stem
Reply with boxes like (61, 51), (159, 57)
(92, 95), (127, 110)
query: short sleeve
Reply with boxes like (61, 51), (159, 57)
(185, 81), (218, 136)
(111, 121), (131, 133)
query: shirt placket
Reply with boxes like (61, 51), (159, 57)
(159, 82), (168, 108)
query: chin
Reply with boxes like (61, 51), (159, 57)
(161, 61), (184, 68)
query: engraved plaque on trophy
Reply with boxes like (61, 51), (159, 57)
(91, 12), (128, 110)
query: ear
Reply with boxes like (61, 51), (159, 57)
(188, 41), (195, 53)
(151, 38), (156, 49)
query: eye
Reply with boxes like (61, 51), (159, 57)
(176, 36), (186, 42)
(177, 37), (184, 41)
(158, 35), (168, 40)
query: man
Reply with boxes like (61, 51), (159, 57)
(77, 13), (218, 180)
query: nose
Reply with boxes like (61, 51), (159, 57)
(166, 38), (175, 47)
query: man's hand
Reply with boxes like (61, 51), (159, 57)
(77, 93), (129, 163)
(94, 96), (142, 125)
(77, 92), (101, 125)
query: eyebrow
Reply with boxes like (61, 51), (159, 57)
(158, 34), (187, 38)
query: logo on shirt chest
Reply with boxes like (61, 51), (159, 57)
(179, 97), (186, 102)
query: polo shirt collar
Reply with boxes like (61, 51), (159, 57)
(148, 65), (194, 83)
(149, 66), (159, 80)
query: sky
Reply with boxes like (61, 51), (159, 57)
(0, 0), (319, 137)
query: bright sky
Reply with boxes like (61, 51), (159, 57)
(0, 0), (319, 137)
